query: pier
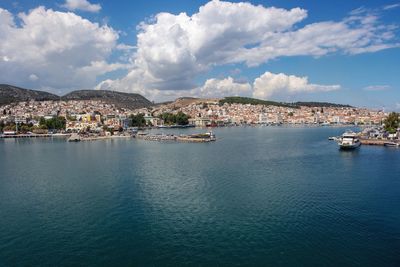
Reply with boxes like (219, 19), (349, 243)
(135, 132), (216, 143)
(360, 139), (398, 146)
(0, 133), (69, 139)
(68, 135), (131, 142)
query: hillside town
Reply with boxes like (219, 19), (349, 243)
(155, 99), (386, 126)
(0, 98), (389, 134)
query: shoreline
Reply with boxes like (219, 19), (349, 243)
(0, 133), (70, 139)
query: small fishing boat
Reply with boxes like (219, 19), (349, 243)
(384, 142), (399, 147)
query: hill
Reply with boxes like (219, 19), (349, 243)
(0, 84), (353, 110)
(156, 97), (219, 109)
(219, 97), (297, 108)
(0, 85), (153, 109)
(62, 90), (153, 109)
(292, 101), (352, 108)
(0, 84), (59, 106)
(219, 97), (353, 108)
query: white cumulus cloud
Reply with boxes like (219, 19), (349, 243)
(98, 0), (399, 96)
(1, 1), (398, 99)
(98, 71), (339, 102)
(200, 77), (252, 98)
(0, 6), (121, 92)
(62, 0), (101, 13)
(253, 72), (340, 99)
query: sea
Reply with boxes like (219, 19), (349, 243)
(1, 126), (399, 266)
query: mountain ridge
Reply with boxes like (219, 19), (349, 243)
(1, 84), (353, 109)
(0, 84), (60, 106)
(219, 97), (353, 108)
(61, 89), (153, 109)
(0, 84), (153, 109)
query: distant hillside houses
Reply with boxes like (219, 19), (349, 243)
(0, 93), (387, 134)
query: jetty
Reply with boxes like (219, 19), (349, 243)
(360, 139), (399, 146)
(68, 134), (131, 142)
(0, 133), (69, 139)
(135, 132), (216, 143)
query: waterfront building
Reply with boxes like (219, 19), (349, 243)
(189, 117), (211, 127)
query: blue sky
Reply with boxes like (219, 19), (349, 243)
(0, 0), (399, 109)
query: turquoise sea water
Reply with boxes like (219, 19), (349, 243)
(1, 127), (399, 266)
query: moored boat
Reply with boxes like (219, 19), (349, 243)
(337, 131), (361, 150)
(384, 142), (399, 147)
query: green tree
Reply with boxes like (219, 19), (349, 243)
(175, 111), (189, 125)
(39, 117), (47, 127)
(383, 112), (400, 134)
(39, 116), (66, 130)
(159, 112), (189, 125)
(160, 113), (175, 125)
(129, 114), (146, 127)
(19, 125), (32, 133)
(4, 124), (16, 131)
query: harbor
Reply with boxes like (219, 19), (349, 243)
(330, 126), (400, 149)
(1, 128), (217, 143)
(1, 0), (400, 266)
(2, 126), (400, 267)
(329, 137), (400, 147)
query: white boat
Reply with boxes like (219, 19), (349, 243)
(337, 131), (361, 150)
(384, 142), (399, 147)
(207, 131), (216, 141)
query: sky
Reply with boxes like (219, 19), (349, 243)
(0, 0), (399, 109)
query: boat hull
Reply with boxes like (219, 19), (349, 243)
(339, 142), (361, 150)
(384, 142), (399, 147)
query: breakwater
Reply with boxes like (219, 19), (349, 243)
(135, 132), (216, 142)
(0, 133), (69, 138)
